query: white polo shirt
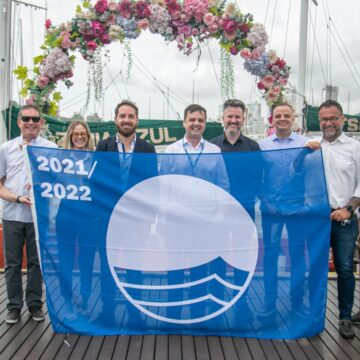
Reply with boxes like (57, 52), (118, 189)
(0, 135), (57, 222)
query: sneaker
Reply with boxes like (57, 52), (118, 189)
(339, 319), (355, 339)
(5, 309), (21, 324)
(29, 306), (45, 322)
(351, 311), (360, 325)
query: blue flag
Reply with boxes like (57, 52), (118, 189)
(26, 146), (330, 339)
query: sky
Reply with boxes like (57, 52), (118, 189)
(10, 0), (360, 121)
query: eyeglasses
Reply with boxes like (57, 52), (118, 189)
(72, 132), (88, 138)
(319, 116), (341, 123)
(21, 116), (41, 123)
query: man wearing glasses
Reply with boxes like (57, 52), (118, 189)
(0, 104), (56, 324)
(305, 99), (360, 338)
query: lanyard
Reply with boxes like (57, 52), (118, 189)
(182, 138), (204, 173)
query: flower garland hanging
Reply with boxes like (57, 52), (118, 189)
(14, 0), (291, 116)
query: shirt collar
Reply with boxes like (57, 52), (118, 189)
(223, 132), (243, 144)
(320, 132), (346, 144)
(183, 136), (204, 149)
(116, 133), (137, 144)
(271, 131), (296, 142)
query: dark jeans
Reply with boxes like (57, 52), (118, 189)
(331, 215), (358, 320)
(261, 213), (307, 308)
(2, 219), (43, 310)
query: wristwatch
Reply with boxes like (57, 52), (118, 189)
(346, 205), (354, 215)
(16, 195), (22, 204)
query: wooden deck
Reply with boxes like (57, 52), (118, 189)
(0, 274), (359, 360)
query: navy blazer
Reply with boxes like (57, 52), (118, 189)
(96, 135), (156, 153)
(95, 135), (158, 189)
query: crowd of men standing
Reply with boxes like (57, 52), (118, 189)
(0, 97), (359, 339)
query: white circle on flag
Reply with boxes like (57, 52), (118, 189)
(106, 174), (258, 323)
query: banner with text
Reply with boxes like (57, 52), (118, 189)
(26, 146), (330, 339)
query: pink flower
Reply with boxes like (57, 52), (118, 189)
(135, 1), (151, 18)
(203, 13), (215, 26)
(239, 23), (250, 34)
(94, 0), (108, 14)
(269, 86), (281, 96)
(86, 41), (98, 51)
(106, 14), (117, 26)
(257, 81), (266, 90)
(239, 48), (251, 59)
(261, 74), (275, 89)
(45, 19), (52, 29)
(224, 31), (236, 41)
(279, 77), (288, 86)
(92, 21), (105, 37)
(101, 33), (111, 44)
(223, 19), (237, 34)
(108, 2), (118, 11)
(37, 76), (50, 89)
(61, 37), (72, 49)
(178, 24), (192, 37)
(118, 0), (132, 19)
(137, 19), (149, 30)
(275, 58), (286, 68)
(26, 96), (36, 105)
(191, 28), (199, 36)
(166, 0), (181, 19)
(250, 48), (261, 60)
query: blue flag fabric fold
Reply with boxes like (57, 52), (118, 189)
(26, 146), (330, 339)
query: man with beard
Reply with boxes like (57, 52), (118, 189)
(304, 99), (360, 338)
(95, 100), (156, 327)
(211, 99), (260, 219)
(96, 100), (155, 154)
(210, 99), (260, 324)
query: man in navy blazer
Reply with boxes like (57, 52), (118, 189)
(96, 100), (155, 154)
(94, 100), (157, 327)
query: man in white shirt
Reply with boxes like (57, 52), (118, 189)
(162, 103), (229, 192)
(0, 104), (57, 324)
(160, 104), (229, 319)
(306, 99), (360, 338)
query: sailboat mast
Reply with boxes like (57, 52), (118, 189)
(296, 0), (318, 128)
(0, 0), (12, 143)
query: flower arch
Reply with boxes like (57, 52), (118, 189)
(14, 0), (290, 116)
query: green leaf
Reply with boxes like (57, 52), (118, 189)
(19, 87), (28, 97)
(48, 102), (59, 117)
(76, 5), (82, 13)
(33, 55), (44, 65)
(13, 66), (28, 80)
(33, 66), (40, 75)
(53, 92), (63, 102)
(82, 1), (90, 9)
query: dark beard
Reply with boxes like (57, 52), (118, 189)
(117, 125), (135, 138)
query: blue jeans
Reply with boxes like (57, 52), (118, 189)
(331, 215), (358, 320)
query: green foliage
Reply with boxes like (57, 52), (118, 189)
(33, 55), (44, 64)
(53, 92), (63, 102)
(220, 49), (235, 100)
(13, 66), (28, 80)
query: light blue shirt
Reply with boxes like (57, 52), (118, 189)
(259, 132), (309, 215)
(259, 132), (308, 150)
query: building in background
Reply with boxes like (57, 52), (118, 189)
(244, 102), (265, 139)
